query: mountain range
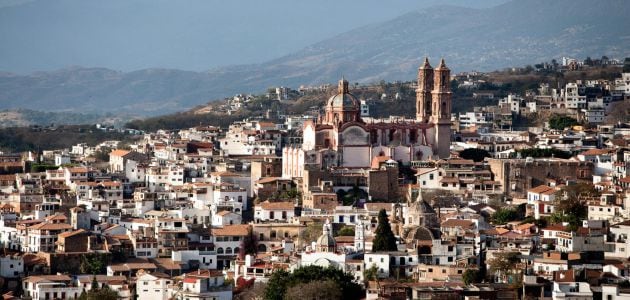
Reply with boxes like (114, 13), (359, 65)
(0, 0), (629, 116)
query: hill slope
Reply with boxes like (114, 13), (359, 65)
(0, 0), (628, 115)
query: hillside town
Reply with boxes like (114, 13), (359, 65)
(0, 56), (630, 300)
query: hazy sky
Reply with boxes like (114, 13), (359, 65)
(0, 0), (508, 73)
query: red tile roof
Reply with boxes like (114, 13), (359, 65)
(258, 201), (294, 210)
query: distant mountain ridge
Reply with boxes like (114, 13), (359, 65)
(0, 0), (629, 115)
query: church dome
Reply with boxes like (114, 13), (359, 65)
(410, 226), (434, 241)
(411, 199), (436, 215)
(317, 231), (336, 248)
(327, 78), (359, 110)
(317, 219), (336, 252)
(327, 93), (359, 109)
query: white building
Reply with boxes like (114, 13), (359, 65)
(172, 249), (218, 270)
(169, 269), (232, 300)
(136, 272), (173, 300)
(254, 201), (295, 222)
(552, 281), (593, 300)
(212, 211), (242, 226)
(0, 254), (23, 278)
(23, 275), (83, 300)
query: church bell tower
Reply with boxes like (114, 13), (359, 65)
(416, 57), (433, 122)
(431, 58), (452, 158)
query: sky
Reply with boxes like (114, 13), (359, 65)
(0, 0), (509, 73)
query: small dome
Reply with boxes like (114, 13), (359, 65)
(317, 219), (336, 252)
(410, 226), (434, 241)
(327, 78), (359, 110)
(411, 199), (436, 214)
(327, 93), (359, 109)
(317, 232), (336, 248)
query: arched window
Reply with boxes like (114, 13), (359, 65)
(225, 247), (232, 254)
(257, 244), (267, 252)
(217, 247), (224, 254)
(271, 230), (277, 238)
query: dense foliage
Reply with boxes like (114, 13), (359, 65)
(337, 226), (355, 237)
(550, 183), (597, 231)
(491, 207), (520, 225)
(78, 286), (118, 300)
(459, 148), (491, 162)
(126, 112), (247, 132)
(0, 125), (136, 152)
(264, 265), (362, 300)
(239, 227), (259, 259)
(80, 253), (111, 275)
(284, 280), (342, 300)
(518, 148), (572, 159)
(372, 209), (397, 252)
(488, 252), (520, 275)
(548, 115), (579, 130)
(463, 269), (483, 285)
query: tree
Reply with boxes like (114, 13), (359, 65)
(363, 264), (379, 285)
(491, 208), (519, 225)
(91, 276), (99, 290)
(239, 227), (259, 259)
(233, 282), (267, 300)
(80, 253), (110, 275)
(91, 147), (112, 162)
(264, 266), (362, 300)
(488, 252), (520, 281)
(372, 209), (397, 252)
(78, 284), (119, 300)
(300, 221), (322, 246)
(463, 269), (482, 285)
(518, 148), (572, 159)
(551, 183), (596, 231)
(337, 226), (355, 236)
(459, 148), (491, 162)
(548, 115), (578, 130)
(285, 280), (342, 300)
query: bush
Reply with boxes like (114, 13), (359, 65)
(459, 148), (491, 162)
(518, 148), (572, 159)
(492, 208), (519, 225)
(337, 226), (355, 236)
(264, 266), (362, 300)
(549, 115), (578, 130)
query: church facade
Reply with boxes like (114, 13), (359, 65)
(283, 58), (452, 178)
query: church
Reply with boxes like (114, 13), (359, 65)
(283, 57), (453, 178)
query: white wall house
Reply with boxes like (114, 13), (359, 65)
(136, 272), (173, 300)
(254, 201), (295, 222)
